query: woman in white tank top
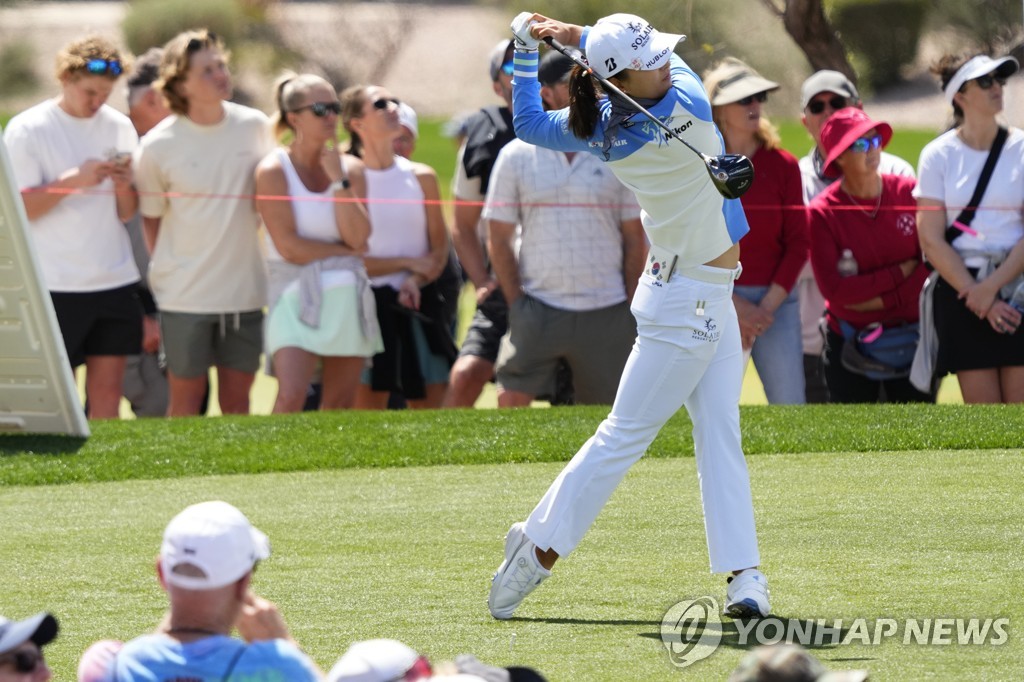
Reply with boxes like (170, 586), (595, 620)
(340, 84), (455, 409)
(255, 74), (383, 412)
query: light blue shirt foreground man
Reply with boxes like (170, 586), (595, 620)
(488, 12), (771, 623)
(99, 501), (320, 681)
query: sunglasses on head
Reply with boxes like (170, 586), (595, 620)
(85, 58), (122, 76)
(293, 101), (341, 117)
(807, 95), (849, 115)
(736, 91), (768, 106)
(186, 32), (218, 53)
(973, 73), (1007, 90)
(0, 649), (43, 674)
(372, 97), (401, 111)
(848, 134), (883, 154)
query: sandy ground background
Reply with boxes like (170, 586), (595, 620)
(3, 1), (1023, 127)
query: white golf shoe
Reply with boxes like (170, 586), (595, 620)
(488, 522), (550, 620)
(723, 568), (771, 619)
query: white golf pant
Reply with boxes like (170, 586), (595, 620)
(524, 265), (760, 574)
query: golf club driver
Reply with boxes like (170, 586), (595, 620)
(542, 36), (754, 199)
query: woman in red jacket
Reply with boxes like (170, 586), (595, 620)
(808, 108), (933, 402)
(704, 58), (809, 404)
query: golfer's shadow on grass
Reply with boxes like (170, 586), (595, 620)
(636, 614), (856, 652)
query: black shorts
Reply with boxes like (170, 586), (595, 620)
(934, 276), (1024, 374)
(457, 287), (508, 363)
(50, 284), (143, 367)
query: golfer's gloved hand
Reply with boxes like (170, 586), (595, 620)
(511, 12), (540, 51)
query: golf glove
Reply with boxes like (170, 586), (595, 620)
(510, 12), (540, 51)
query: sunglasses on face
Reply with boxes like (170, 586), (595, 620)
(372, 97), (401, 111)
(736, 91), (768, 106)
(807, 95), (848, 115)
(848, 134), (883, 154)
(500, 61), (515, 77)
(294, 101), (342, 117)
(85, 58), (122, 76)
(973, 73), (1007, 90)
(0, 649), (43, 674)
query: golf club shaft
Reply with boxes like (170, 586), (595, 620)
(542, 36), (712, 163)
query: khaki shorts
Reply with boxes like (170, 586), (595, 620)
(496, 295), (636, 405)
(160, 310), (264, 379)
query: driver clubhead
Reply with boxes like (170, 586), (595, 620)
(706, 154), (755, 199)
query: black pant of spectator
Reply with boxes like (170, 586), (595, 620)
(822, 328), (934, 404)
(803, 353), (829, 403)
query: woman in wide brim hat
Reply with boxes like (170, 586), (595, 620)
(704, 57), (808, 405)
(807, 107), (933, 403)
(914, 53), (1024, 403)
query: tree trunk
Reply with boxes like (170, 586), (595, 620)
(760, 0), (857, 84)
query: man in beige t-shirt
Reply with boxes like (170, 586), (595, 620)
(134, 30), (273, 416)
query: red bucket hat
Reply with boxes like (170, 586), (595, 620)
(820, 108), (893, 177)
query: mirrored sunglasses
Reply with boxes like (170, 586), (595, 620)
(974, 73), (1007, 90)
(293, 101), (342, 117)
(85, 58), (122, 76)
(736, 91), (768, 106)
(848, 134), (883, 154)
(372, 97), (401, 111)
(807, 95), (848, 115)
(500, 61), (515, 76)
(0, 650), (43, 674)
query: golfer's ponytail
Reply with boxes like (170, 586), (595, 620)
(567, 65), (600, 139)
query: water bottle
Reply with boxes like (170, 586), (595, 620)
(1008, 280), (1024, 313)
(837, 249), (858, 277)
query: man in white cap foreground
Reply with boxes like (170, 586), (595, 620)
(0, 612), (58, 681)
(98, 501), (320, 681)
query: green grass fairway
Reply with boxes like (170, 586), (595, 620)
(1, 449), (1021, 680)
(2, 406), (1023, 679)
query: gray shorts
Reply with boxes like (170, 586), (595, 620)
(496, 295), (636, 405)
(160, 310), (264, 379)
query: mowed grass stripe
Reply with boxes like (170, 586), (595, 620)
(2, 404), (1024, 486)
(0, 452), (1020, 680)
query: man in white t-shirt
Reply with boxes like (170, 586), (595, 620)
(795, 70), (916, 403)
(134, 30), (273, 416)
(485, 52), (645, 405)
(3, 36), (141, 419)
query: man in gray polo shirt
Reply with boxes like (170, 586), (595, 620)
(485, 51), (645, 406)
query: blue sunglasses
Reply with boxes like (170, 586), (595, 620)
(500, 61), (514, 76)
(85, 58), (122, 76)
(849, 134), (882, 154)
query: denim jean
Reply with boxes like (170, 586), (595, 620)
(734, 285), (805, 404)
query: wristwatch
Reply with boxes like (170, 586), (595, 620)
(328, 177), (351, 193)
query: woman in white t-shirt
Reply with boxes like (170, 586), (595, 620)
(340, 85), (454, 409)
(3, 36), (141, 419)
(255, 74), (382, 412)
(915, 54), (1024, 403)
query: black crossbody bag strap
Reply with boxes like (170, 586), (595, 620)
(944, 126), (1008, 243)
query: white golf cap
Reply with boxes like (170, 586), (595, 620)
(944, 55), (1019, 104)
(397, 102), (418, 139)
(160, 501), (270, 590)
(585, 13), (685, 79)
(326, 639), (426, 682)
(0, 613), (57, 655)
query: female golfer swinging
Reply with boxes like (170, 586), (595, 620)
(488, 12), (770, 620)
